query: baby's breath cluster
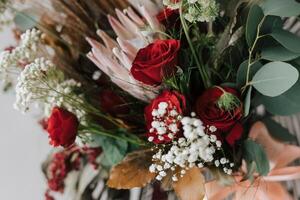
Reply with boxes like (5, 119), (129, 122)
(149, 113), (234, 182)
(163, 0), (219, 23)
(148, 101), (182, 143)
(14, 58), (86, 121)
(0, 28), (41, 83)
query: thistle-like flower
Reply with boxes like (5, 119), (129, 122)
(87, 0), (165, 102)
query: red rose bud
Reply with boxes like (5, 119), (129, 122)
(195, 87), (243, 145)
(131, 39), (180, 86)
(145, 90), (186, 144)
(156, 8), (179, 27)
(47, 107), (79, 147)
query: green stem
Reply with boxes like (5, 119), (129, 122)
(244, 16), (266, 92)
(179, 5), (211, 88)
(80, 126), (147, 147)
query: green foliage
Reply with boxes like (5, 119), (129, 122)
(243, 140), (270, 176)
(262, 118), (296, 142)
(260, 0), (300, 17)
(244, 86), (252, 117)
(258, 77), (300, 115)
(261, 45), (300, 62)
(236, 60), (262, 88)
(14, 10), (39, 31)
(251, 61), (299, 97)
(270, 29), (300, 54)
(91, 133), (131, 168)
(246, 5), (264, 47)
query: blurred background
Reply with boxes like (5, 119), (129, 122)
(0, 26), (51, 199)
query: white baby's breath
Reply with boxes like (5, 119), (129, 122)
(0, 28), (41, 83)
(14, 58), (86, 122)
(150, 113), (234, 181)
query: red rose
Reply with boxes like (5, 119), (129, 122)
(195, 87), (243, 146)
(145, 90), (186, 144)
(47, 107), (79, 147)
(156, 8), (179, 27)
(131, 39), (180, 86)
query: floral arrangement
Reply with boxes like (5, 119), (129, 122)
(1, 0), (300, 199)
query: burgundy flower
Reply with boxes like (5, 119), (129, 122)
(156, 8), (179, 28)
(145, 90), (186, 144)
(131, 39), (180, 86)
(47, 107), (79, 148)
(195, 87), (243, 146)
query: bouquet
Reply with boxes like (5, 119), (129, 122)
(0, 0), (300, 199)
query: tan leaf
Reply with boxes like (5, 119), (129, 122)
(107, 149), (156, 189)
(173, 167), (206, 200)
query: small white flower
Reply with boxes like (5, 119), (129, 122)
(158, 102), (168, 110)
(149, 164), (156, 173)
(220, 158), (227, 165)
(209, 126), (217, 133)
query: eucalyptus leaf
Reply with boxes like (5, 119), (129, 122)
(261, 16), (283, 34)
(251, 62), (299, 97)
(14, 10), (39, 31)
(260, 0), (300, 17)
(262, 118), (296, 142)
(243, 140), (270, 176)
(258, 78), (300, 115)
(91, 134), (128, 167)
(236, 60), (262, 88)
(261, 45), (300, 61)
(244, 86), (252, 117)
(246, 5), (264, 47)
(270, 29), (300, 53)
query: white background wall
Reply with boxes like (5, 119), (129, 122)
(0, 27), (51, 199)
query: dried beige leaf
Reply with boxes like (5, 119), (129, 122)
(107, 149), (156, 189)
(173, 167), (206, 200)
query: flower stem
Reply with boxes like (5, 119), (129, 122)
(179, 5), (211, 88)
(243, 16), (266, 93)
(80, 125), (148, 147)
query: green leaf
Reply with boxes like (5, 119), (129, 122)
(251, 61), (299, 97)
(14, 10), (39, 31)
(261, 16), (283, 35)
(262, 118), (296, 142)
(246, 5), (264, 47)
(243, 140), (270, 176)
(91, 134), (128, 167)
(244, 86), (252, 117)
(236, 60), (262, 88)
(261, 45), (300, 61)
(270, 29), (300, 53)
(258, 78), (300, 115)
(260, 0), (300, 17)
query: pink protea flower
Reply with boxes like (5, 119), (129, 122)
(87, 0), (165, 102)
